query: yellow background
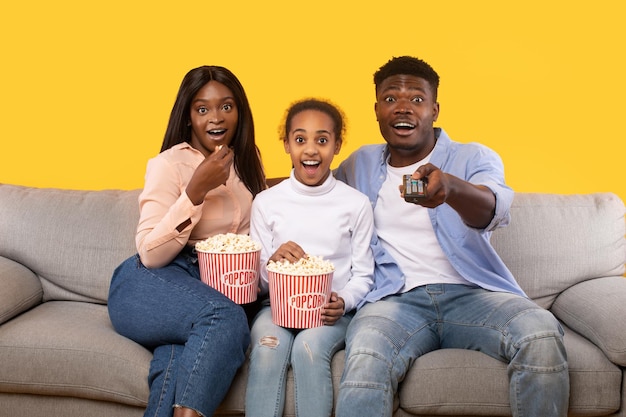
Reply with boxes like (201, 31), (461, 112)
(1, 1), (625, 203)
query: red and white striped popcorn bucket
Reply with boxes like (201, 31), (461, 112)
(197, 249), (260, 304)
(268, 270), (333, 329)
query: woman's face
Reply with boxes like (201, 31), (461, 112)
(284, 109), (341, 186)
(189, 81), (239, 157)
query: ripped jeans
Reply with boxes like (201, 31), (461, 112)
(245, 303), (352, 417)
(108, 253), (250, 417)
(335, 284), (569, 417)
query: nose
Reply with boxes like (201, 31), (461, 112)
(394, 99), (413, 114)
(303, 142), (318, 156)
(208, 108), (224, 124)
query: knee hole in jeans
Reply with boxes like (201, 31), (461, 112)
(259, 335), (279, 348)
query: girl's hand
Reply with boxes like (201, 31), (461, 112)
(321, 292), (345, 326)
(269, 241), (305, 263)
(186, 146), (234, 205)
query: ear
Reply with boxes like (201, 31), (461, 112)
(283, 139), (290, 154)
(374, 102), (379, 121)
(334, 140), (342, 155)
(432, 102), (440, 122)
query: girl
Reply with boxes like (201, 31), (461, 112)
(108, 65), (265, 417)
(245, 98), (374, 417)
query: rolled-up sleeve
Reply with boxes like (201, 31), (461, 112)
(465, 144), (513, 232)
(136, 156), (204, 268)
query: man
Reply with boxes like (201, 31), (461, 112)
(334, 56), (569, 417)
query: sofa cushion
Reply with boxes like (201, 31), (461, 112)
(0, 256), (42, 325)
(0, 301), (150, 406)
(0, 393), (144, 417)
(398, 325), (621, 416)
(491, 192), (625, 309)
(552, 276), (626, 366)
(0, 184), (140, 303)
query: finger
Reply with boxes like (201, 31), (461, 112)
(413, 163), (434, 180)
(209, 144), (224, 157)
(212, 145), (231, 160)
(282, 241), (306, 259)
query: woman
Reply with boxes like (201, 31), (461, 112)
(108, 65), (265, 417)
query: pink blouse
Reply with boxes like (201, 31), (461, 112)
(136, 142), (253, 268)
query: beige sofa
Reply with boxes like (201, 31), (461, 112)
(0, 182), (625, 417)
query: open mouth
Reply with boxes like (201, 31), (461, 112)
(302, 160), (320, 175)
(393, 122), (416, 130)
(207, 129), (227, 138)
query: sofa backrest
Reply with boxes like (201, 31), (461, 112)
(0, 184), (140, 304)
(1, 184), (624, 308)
(491, 192), (625, 309)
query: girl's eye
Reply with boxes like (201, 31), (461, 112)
(295, 136), (305, 143)
(318, 137), (328, 144)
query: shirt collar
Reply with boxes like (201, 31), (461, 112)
(288, 169), (336, 196)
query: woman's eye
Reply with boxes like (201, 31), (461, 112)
(198, 107), (208, 114)
(222, 104), (232, 111)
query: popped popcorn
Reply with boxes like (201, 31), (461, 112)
(267, 254), (335, 275)
(195, 233), (261, 253)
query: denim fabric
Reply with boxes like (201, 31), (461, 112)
(246, 304), (351, 417)
(108, 253), (250, 417)
(336, 284), (569, 417)
(333, 130), (527, 305)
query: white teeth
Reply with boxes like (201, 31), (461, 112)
(303, 161), (319, 166)
(394, 122), (415, 129)
(208, 129), (226, 134)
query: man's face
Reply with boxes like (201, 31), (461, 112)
(374, 74), (439, 166)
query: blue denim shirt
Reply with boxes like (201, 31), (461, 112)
(334, 128), (526, 306)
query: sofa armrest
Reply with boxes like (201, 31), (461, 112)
(551, 276), (626, 366)
(0, 256), (43, 325)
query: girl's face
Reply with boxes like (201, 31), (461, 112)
(284, 109), (341, 186)
(189, 81), (238, 157)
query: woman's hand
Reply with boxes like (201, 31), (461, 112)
(186, 146), (234, 205)
(321, 292), (344, 326)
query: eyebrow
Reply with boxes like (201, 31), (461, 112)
(193, 96), (235, 104)
(292, 128), (331, 135)
(381, 85), (426, 94)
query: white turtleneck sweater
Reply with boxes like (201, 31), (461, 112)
(249, 170), (375, 312)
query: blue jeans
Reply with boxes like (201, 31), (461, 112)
(245, 303), (351, 417)
(108, 252), (250, 417)
(335, 284), (569, 417)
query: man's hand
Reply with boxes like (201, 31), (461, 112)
(401, 163), (449, 208)
(400, 163), (496, 229)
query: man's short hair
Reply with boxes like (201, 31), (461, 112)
(374, 56), (440, 100)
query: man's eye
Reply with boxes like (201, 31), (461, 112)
(384, 96), (395, 103)
(412, 97), (424, 103)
